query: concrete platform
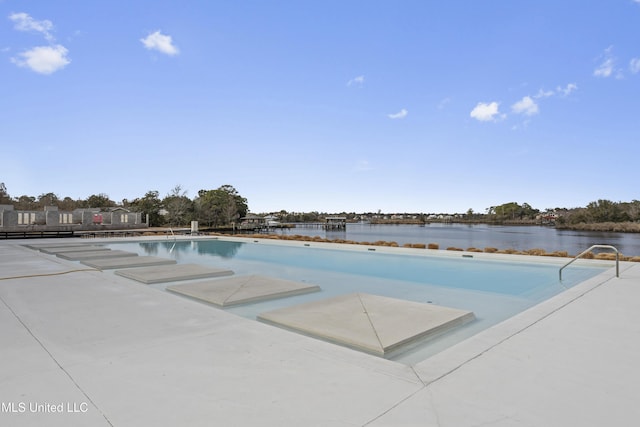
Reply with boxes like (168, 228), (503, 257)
(24, 243), (102, 250)
(258, 293), (475, 357)
(115, 263), (234, 284)
(80, 256), (177, 270)
(39, 245), (110, 254)
(56, 250), (139, 261)
(167, 275), (321, 307)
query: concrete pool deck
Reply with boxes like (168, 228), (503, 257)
(1, 236), (640, 426)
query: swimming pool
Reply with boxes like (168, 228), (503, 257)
(107, 238), (608, 363)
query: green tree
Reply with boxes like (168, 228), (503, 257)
(520, 203), (539, 219)
(163, 185), (193, 227)
(585, 199), (628, 222)
(300, 211), (321, 222)
(58, 197), (79, 211)
(37, 192), (59, 208)
(129, 190), (164, 226)
(195, 185), (248, 227)
(621, 200), (640, 222)
(0, 182), (11, 204)
(85, 193), (116, 208)
(14, 195), (37, 210)
(489, 202), (539, 220)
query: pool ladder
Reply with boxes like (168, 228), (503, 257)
(167, 227), (177, 253)
(559, 244), (619, 281)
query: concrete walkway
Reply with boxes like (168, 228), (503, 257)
(1, 238), (639, 426)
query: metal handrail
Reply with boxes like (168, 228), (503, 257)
(167, 228), (177, 253)
(559, 244), (619, 281)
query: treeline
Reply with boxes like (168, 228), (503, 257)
(0, 183), (248, 228)
(557, 199), (640, 224)
(2, 181), (638, 229)
(478, 200), (640, 226)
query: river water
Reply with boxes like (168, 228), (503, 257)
(269, 223), (640, 257)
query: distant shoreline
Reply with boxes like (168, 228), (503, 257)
(370, 219), (640, 233)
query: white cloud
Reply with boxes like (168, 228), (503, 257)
(557, 83), (577, 96)
(630, 58), (640, 74)
(533, 83), (576, 101)
(140, 31), (179, 56)
(511, 96), (539, 116)
(594, 46), (615, 78)
(387, 108), (408, 119)
(470, 102), (500, 122)
(347, 75), (364, 87)
(9, 12), (54, 41)
(8, 12), (70, 74)
(594, 58), (614, 77)
(534, 88), (554, 99)
(11, 44), (70, 74)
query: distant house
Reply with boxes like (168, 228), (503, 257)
(263, 214), (280, 226)
(537, 211), (558, 223)
(0, 204), (146, 236)
(238, 214), (266, 230)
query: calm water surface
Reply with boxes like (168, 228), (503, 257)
(270, 223), (640, 257)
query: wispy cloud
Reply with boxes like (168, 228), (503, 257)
(11, 45), (70, 74)
(141, 31), (179, 56)
(534, 88), (555, 99)
(630, 58), (640, 74)
(557, 83), (577, 96)
(9, 12), (54, 42)
(347, 75), (364, 87)
(470, 102), (501, 122)
(511, 96), (539, 116)
(533, 83), (577, 100)
(387, 108), (408, 119)
(594, 46), (616, 78)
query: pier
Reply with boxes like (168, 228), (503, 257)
(287, 217), (347, 231)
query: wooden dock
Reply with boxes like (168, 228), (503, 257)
(284, 218), (347, 231)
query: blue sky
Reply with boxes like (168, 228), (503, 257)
(2, 1), (639, 214)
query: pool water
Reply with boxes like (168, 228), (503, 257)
(108, 238), (607, 363)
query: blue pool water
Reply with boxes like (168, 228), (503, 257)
(108, 238), (608, 363)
